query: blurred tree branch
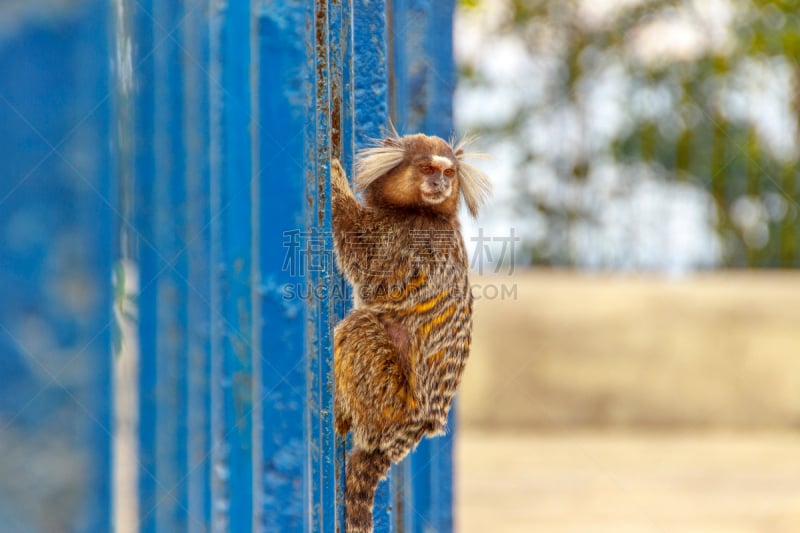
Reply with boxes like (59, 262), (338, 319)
(458, 0), (800, 268)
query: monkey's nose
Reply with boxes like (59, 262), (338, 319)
(431, 176), (446, 190)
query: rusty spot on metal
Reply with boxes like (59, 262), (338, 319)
(318, 184), (325, 225)
(306, 168), (315, 210)
(315, 1), (327, 98)
(331, 78), (342, 158)
(318, 180), (327, 216)
(315, 0), (329, 228)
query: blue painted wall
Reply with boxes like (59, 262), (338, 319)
(0, 1), (457, 531)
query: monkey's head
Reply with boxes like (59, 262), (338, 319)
(354, 133), (491, 218)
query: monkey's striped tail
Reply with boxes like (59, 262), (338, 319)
(345, 447), (391, 533)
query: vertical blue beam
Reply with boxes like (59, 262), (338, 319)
(123, 1), (214, 530)
(209, 0), (255, 531)
(352, 1), (396, 531)
(329, 0), (355, 530)
(306, 2), (337, 531)
(127, 2), (160, 532)
(389, 0), (457, 531)
(208, 6), (225, 531)
(354, 0), (389, 149)
(0, 2), (112, 532)
(252, 1), (312, 531)
(253, 2), (353, 530)
(332, 0), (356, 171)
(78, 8), (115, 531)
(182, 1), (213, 530)
(152, 0), (189, 530)
(128, 0), (198, 529)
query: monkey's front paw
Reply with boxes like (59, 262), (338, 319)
(330, 159), (351, 194)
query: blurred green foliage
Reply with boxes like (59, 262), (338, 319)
(458, 0), (800, 268)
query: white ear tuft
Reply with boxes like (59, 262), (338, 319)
(452, 136), (492, 217)
(354, 142), (406, 192)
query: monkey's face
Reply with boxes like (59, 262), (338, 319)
(417, 155), (457, 206)
(356, 132), (490, 218)
(369, 135), (461, 216)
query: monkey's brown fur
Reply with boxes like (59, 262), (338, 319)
(331, 133), (490, 533)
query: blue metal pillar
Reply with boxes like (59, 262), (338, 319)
(126, 2), (161, 529)
(118, 0), (217, 529)
(352, 1), (398, 531)
(120, 1), (202, 530)
(389, 0), (458, 531)
(181, 2), (214, 529)
(306, 2), (339, 531)
(328, 0), (356, 532)
(252, 2), (314, 532)
(209, 1), (255, 531)
(251, 1), (359, 531)
(0, 3), (113, 532)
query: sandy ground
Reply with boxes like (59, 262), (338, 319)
(456, 430), (800, 533)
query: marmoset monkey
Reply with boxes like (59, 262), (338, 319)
(331, 132), (491, 533)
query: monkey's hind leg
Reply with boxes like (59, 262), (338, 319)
(333, 309), (414, 447)
(334, 309), (415, 532)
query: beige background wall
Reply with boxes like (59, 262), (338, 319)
(459, 271), (800, 429)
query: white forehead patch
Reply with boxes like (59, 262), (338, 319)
(431, 155), (454, 169)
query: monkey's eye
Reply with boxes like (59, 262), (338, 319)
(420, 165), (434, 175)
(444, 168), (455, 178)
